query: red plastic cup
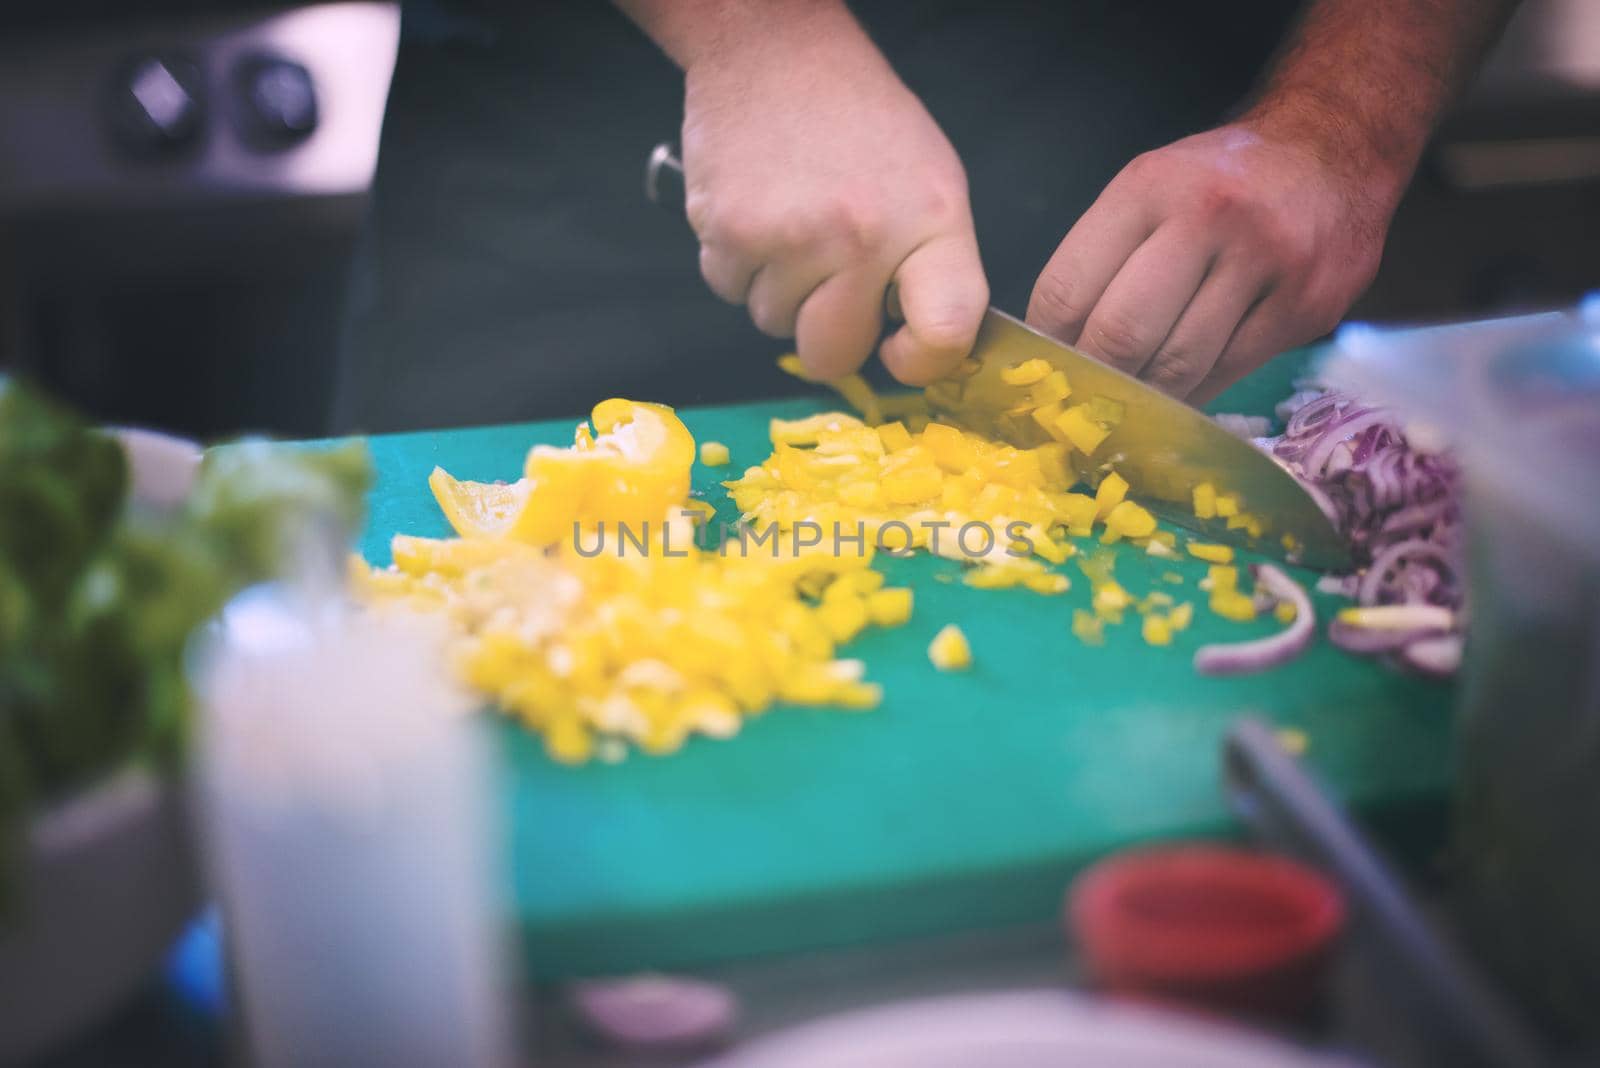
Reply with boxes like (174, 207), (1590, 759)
(1068, 845), (1346, 1020)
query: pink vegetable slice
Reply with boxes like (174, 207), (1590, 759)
(1194, 565), (1315, 676)
(570, 975), (738, 1050)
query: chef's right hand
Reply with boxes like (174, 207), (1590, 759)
(678, 4), (988, 385)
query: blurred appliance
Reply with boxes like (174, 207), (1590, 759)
(0, 2), (400, 438)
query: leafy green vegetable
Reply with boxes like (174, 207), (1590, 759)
(0, 377), (372, 908)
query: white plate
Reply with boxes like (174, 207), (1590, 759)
(698, 989), (1365, 1068)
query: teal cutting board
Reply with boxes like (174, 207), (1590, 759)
(354, 349), (1453, 979)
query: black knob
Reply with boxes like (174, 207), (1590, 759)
(235, 56), (317, 148)
(106, 54), (205, 157)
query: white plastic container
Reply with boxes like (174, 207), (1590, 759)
(1328, 302), (1600, 1039)
(192, 586), (517, 1068)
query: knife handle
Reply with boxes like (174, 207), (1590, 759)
(645, 141), (904, 321)
(645, 142), (685, 210)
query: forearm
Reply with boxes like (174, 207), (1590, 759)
(613, 0), (869, 73)
(1245, 0), (1520, 201)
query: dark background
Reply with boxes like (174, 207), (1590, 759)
(1, 0), (1596, 437)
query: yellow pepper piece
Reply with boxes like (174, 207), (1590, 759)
(1276, 728), (1310, 756)
(1000, 357), (1052, 386)
(1054, 404), (1111, 455)
(517, 399), (696, 544)
(1072, 610), (1105, 646)
(1186, 542), (1235, 564)
(866, 587), (914, 626)
(1169, 602), (1194, 631)
(928, 624), (973, 671)
(877, 420), (914, 452)
(770, 412), (866, 445)
(1105, 499), (1157, 539)
(1192, 482), (1217, 519)
(1275, 601), (1298, 624)
(700, 441), (731, 467)
(1094, 471), (1130, 520)
(1214, 493), (1240, 518)
(1033, 443), (1072, 487)
(1093, 581), (1132, 622)
(1211, 590), (1258, 622)
(1142, 615), (1173, 646)
(882, 466), (943, 504)
(428, 467), (535, 540)
(1029, 370), (1072, 406)
(1208, 565), (1239, 592)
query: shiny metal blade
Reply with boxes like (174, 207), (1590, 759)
(929, 310), (1349, 570)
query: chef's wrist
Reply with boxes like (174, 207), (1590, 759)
(1239, 88), (1416, 213)
(618, 0), (863, 78)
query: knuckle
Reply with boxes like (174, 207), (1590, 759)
(1146, 351), (1202, 394)
(1028, 273), (1091, 334)
(829, 195), (886, 257)
(748, 298), (792, 339)
(1084, 311), (1154, 366)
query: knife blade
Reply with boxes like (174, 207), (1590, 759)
(932, 309), (1349, 569)
(644, 142), (1348, 570)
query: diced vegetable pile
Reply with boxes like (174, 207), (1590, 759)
(356, 359), (1334, 765)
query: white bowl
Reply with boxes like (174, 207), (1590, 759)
(0, 427), (206, 1062)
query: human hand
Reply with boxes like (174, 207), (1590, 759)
(680, 7), (987, 385)
(1027, 119), (1403, 404)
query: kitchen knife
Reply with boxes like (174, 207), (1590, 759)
(646, 143), (1349, 570)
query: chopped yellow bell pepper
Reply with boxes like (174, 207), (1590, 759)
(866, 587), (914, 626)
(1000, 357), (1052, 386)
(1053, 404), (1111, 455)
(700, 441), (731, 467)
(1186, 542), (1234, 564)
(1105, 499), (1157, 538)
(877, 420), (914, 452)
(1192, 481), (1217, 520)
(514, 399), (696, 545)
(1142, 615), (1173, 646)
(1029, 370), (1072, 406)
(928, 624), (973, 671)
(1210, 590), (1257, 622)
(1094, 471), (1130, 520)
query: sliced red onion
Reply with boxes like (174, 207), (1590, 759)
(571, 975), (738, 1049)
(1329, 620), (1450, 654)
(1251, 385), (1466, 677)
(1195, 565), (1315, 676)
(1357, 539), (1456, 606)
(1398, 634), (1464, 678)
(1304, 409), (1393, 478)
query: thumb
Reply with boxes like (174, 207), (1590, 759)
(878, 232), (989, 386)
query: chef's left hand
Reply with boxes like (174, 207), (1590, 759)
(1026, 120), (1401, 405)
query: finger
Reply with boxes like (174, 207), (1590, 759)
(1140, 257), (1271, 399)
(794, 266), (890, 381)
(745, 259), (830, 338)
(699, 244), (760, 306)
(1188, 291), (1299, 407)
(1074, 222), (1213, 377)
(1026, 186), (1156, 345)
(879, 232), (989, 386)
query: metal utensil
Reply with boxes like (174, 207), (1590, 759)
(1224, 718), (1550, 1068)
(645, 143), (1349, 569)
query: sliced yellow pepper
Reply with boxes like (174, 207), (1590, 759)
(1094, 471), (1130, 520)
(1000, 357), (1052, 386)
(512, 399), (696, 545)
(928, 624), (973, 671)
(1186, 541), (1234, 564)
